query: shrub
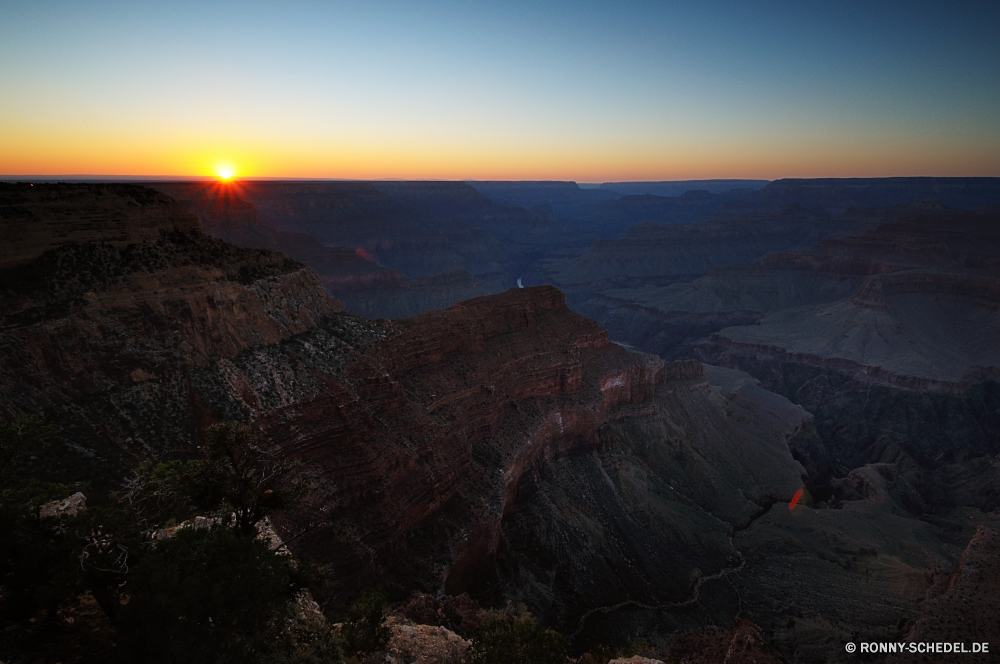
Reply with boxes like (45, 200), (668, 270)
(114, 526), (300, 664)
(469, 605), (569, 664)
(0, 416), (80, 622)
(340, 588), (392, 656)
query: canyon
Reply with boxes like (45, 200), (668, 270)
(3, 179), (1000, 663)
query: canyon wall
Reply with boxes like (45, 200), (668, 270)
(5, 182), (997, 661)
(1, 183), (200, 268)
(149, 181), (493, 319)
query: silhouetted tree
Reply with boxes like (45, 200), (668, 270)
(183, 421), (306, 539)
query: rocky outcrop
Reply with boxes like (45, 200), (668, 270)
(149, 181), (491, 319)
(667, 617), (785, 664)
(385, 618), (472, 664)
(556, 200), (999, 360)
(12, 184), (993, 662)
(681, 209), (1000, 482)
(205, 287), (807, 649)
(885, 526), (1000, 663)
(0, 183), (201, 270)
(0, 183), (341, 484)
(0, 190), (811, 653)
(0, 243), (337, 421)
(38, 492), (87, 519)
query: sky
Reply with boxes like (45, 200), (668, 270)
(2, 0), (999, 181)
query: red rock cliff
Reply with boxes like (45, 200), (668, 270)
(0, 183), (340, 421)
(256, 286), (801, 610)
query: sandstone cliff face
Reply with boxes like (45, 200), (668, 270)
(0, 187), (810, 656)
(1, 248), (809, 653)
(0, 183), (341, 481)
(12, 183), (996, 662)
(561, 201), (995, 359)
(525, 200), (1000, 661)
(885, 526), (1000, 663)
(1, 183), (200, 269)
(227, 286), (808, 653)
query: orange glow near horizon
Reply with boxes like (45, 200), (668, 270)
(3, 4), (999, 184)
(1, 127), (998, 182)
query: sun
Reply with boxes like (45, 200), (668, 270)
(216, 165), (235, 180)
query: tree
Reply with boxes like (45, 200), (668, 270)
(184, 421), (306, 539)
(80, 421), (328, 661)
(2, 418), (333, 661)
(114, 526), (302, 664)
(340, 588), (392, 657)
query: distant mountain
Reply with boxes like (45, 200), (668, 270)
(717, 176), (1000, 215)
(150, 181), (492, 319)
(599, 179), (770, 197)
(466, 180), (622, 218)
(563, 188), (757, 237)
(541, 203), (846, 289)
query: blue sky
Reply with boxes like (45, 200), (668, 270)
(2, 0), (998, 179)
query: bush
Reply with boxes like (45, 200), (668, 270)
(469, 605), (569, 664)
(0, 416), (81, 622)
(340, 588), (392, 656)
(114, 526), (300, 664)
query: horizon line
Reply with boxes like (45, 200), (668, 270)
(4, 175), (1000, 185)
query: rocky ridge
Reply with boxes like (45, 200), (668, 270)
(0, 185), (806, 651)
(885, 525), (1000, 663)
(0, 183), (341, 480)
(542, 204), (856, 292)
(6, 183), (997, 662)
(1, 183), (200, 269)
(150, 181), (491, 319)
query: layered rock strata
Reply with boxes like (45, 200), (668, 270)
(886, 525), (1000, 663)
(1, 183), (199, 268)
(542, 204), (849, 292)
(250, 287), (810, 650)
(149, 181), (491, 319)
(0, 183), (340, 479)
(720, 177), (1000, 216)
(8, 184), (994, 661)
